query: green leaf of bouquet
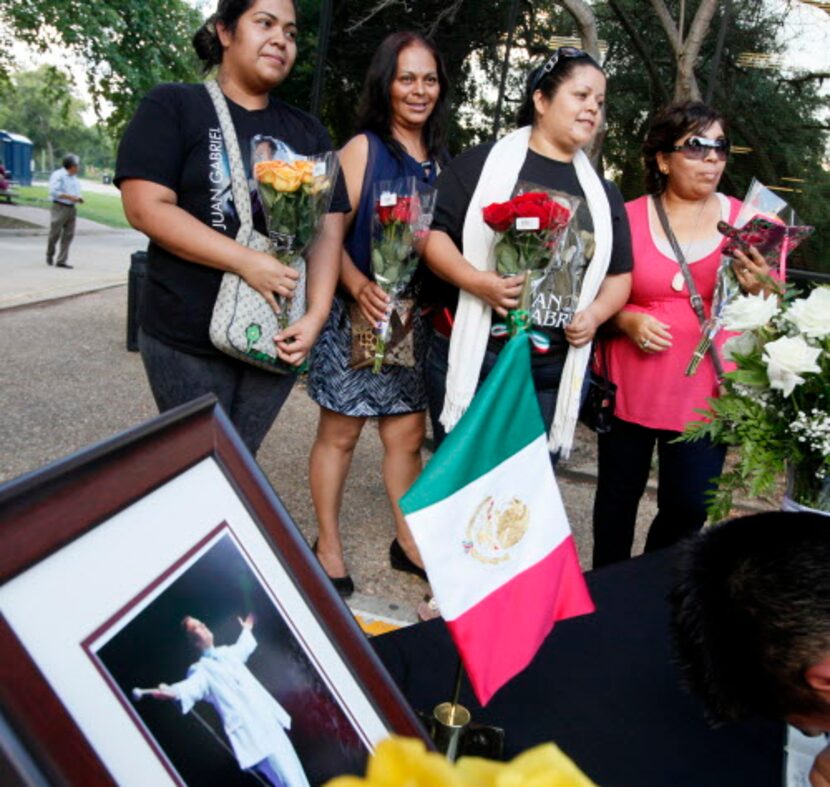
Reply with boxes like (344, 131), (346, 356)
(260, 186), (276, 211)
(731, 368), (769, 387)
(393, 242), (408, 262)
(496, 243), (519, 274)
(371, 248), (385, 272)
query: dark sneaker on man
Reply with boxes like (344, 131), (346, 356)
(56, 263), (74, 269)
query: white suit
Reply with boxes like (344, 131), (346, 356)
(170, 628), (309, 786)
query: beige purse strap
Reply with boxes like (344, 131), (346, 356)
(204, 80), (255, 241)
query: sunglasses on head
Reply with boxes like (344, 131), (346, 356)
(670, 135), (730, 161)
(530, 47), (593, 93)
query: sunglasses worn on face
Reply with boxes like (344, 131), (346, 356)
(671, 135), (730, 161)
(530, 47), (592, 93)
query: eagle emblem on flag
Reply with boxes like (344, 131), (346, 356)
(463, 496), (530, 565)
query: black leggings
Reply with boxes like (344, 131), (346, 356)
(138, 329), (295, 456)
(592, 417), (726, 568)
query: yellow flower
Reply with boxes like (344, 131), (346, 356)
(462, 743), (597, 786)
(322, 737), (596, 787)
(295, 158), (315, 184)
(304, 176), (331, 196)
(254, 160), (306, 192)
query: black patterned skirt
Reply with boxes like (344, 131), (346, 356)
(308, 295), (427, 416)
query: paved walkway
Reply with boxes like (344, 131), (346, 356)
(0, 203), (144, 309)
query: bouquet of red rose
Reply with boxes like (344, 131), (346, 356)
(482, 184), (579, 336)
(368, 177), (437, 373)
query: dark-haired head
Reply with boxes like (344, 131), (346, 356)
(643, 101), (727, 195)
(516, 47), (604, 128)
(670, 511), (830, 729)
(62, 153), (80, 171)
(354, 31), (449, 164)
(192, 0), (297, 74)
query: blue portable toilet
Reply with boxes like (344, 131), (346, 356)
(0, 131), (34, 185)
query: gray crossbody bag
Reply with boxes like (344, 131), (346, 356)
(205, 80), (307, 372)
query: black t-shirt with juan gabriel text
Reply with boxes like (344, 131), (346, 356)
(427, 143), (632, 357)
(116, 83), (350, 355)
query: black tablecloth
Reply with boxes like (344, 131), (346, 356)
(372, 547), (783, 786)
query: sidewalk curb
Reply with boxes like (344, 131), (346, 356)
(0, 282), (126, 312)
(0, 229), (133, 238)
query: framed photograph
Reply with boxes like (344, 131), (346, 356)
(0, 396), (427, 786)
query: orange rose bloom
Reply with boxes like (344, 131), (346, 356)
(254, 160), (308, 192)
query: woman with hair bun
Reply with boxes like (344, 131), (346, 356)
(116, 0), (349, 455)
(307, 32), (449, 597)
(423, 48), (632, 457)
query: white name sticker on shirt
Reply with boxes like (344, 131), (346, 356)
(379, 191), (398, 207)
(313, 161), (326, 177)
(515, 217), (541, 231)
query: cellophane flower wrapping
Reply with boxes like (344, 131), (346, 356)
(482, 182), (581, 337)
(686, 179), (813, 375)
(252, 135), (340, 329)
(369, 177), (437, 372)
(682, 285), (830, 518)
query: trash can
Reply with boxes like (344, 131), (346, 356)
(102, 174), (112, 185)
(126, 250), (147, 352)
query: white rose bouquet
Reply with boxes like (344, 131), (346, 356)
(682, 285), (830, 519)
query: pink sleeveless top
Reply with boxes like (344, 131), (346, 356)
(606, 194), (742, 432)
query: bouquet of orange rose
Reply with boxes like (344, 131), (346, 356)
(252, 136), (339, 329)
(482, 184), (579, 339)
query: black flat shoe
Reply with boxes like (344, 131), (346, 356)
(389, 538), (427, 582)
(312, 539), (354, 599)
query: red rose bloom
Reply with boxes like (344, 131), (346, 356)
(544, 200), (571, 229)
(482, 200), (517, 232)
(391, 196), (416, 224)
(376, 201), (395, 225)
(512, 191), (549, 206)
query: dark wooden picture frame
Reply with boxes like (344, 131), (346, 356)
(0, 396), (426, 785)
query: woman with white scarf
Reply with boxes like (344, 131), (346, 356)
(422, 48), (632, 459)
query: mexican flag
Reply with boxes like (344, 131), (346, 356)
(401, 333), (594, 706)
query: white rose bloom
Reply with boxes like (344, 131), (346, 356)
(722, 331), (758, 361)
(722, 292), (779, 332)
(786, 287), (830, 338)
(763, 335), (822, 397)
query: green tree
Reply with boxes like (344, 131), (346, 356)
(0, 65), (86, 171)
(2, 0), (202, 135)
(597, 0), (830, 272)
(0, 65), (116, 173)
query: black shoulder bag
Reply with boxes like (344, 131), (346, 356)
(579, 337), (616, 434)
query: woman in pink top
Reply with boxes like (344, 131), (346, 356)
(592, 102), (770, 568)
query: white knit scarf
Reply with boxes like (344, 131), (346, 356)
(439, 125), (614, 459)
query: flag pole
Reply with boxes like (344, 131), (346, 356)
(450, 654), (464, 710)
(432, 655), (471, 761)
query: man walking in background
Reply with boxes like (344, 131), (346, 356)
(47, 154), (83, 268)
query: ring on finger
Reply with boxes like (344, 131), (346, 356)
(641, 338), (651, 350)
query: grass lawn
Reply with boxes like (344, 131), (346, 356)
(17, 185), (130, 229)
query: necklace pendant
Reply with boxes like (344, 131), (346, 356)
(671, 271), (685, 292)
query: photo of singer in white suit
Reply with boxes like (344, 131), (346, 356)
(147, 613), (310, 787)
